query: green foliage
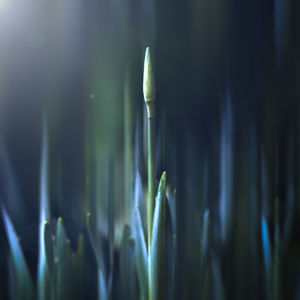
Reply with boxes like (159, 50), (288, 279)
(44, 218), (84, 300)
(2, 45), (296, 300)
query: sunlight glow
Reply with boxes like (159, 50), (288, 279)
(0, 0), (8, 12)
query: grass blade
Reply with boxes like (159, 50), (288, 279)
(261, 214), (272, 299)
(44, 221), (56, 300)
(200, 209), (210, 271)
(76, 234), (84, 275)
(262, 215), (272, 277)
(56, 217), (70, 300)
(98, 269), (108, 300)
(134, 171), (146, 235)
(211, 253), (224, 300)
(86, 212), (105, 272)
(1, 206), (34, 300)
(150, 171), (166, 300)
(38, 119), (51, 300)
(44, 221), (55, 279)
(120, 225), (138, 300)
(166, 187), (176, 234)
(134, 207), (148, 299)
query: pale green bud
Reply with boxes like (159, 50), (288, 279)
(143, 47), (156, 117)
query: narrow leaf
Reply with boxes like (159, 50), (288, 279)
(44, 220), (57, 300)
(38, 117), (51, 300)
(261, 215), (272, 279)
(86, 212), (105, 272)
(56, 217), (70, 300)
(56, 217), (67, 262)
(211, 254), (224, 300)
(44, 221), (55, 280)
(1, 206), (34, 300)
(166, 187), (176, 234)
(134, 207), (148, 299)
(98, 269), (108, 300)
(200, 209), (210, 270)
(262, 214), (273, 300)
(134, 171), (146, 236)
(77, 234), (84, 272)
(120, 225), (137, 300)
(150, 171), (167, 300)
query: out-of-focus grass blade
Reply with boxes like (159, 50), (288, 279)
(1, 206), (34, 300)
(98, 269), (108, 300)
(38, 118), (51, 300)
(150, 171), (166, 300)
(262, 215), (272, 277)
(106, 159), (114, 274)
(124, 68), (134, 221)
(120, 225), (131, 287)
(56, 217), (70, 300)
(44, 221), (55, 281)
(166, 187), (176, 234)
(134, 171), (146, 236)
(87, 212), (109, 300)
(86, 212), (105, 273)
(44, 221), (57, 300)
(197, 208), (210, 300)
(165, 198), (175, 300)
(8, 253), (18, 300)
(202, 260), (212, 300)
(76, 234), (84, 273)
(56, 217), (67, 261)
(261, 214), (272, 299)
(70, 235), (84, 299)
(166, 187), (177, 300)
(120, 225), (138, 300)
(211, 253), (224, 300)
(219, 92), (233, 243)
(200, 210), (210, 272)
(134, 207), (148, 299)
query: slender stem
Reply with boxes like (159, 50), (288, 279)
(147, 116), (155, 300)
(143, 47), (156, 300)
(124, 70), (133, 221)
(148, 116), (156, 245)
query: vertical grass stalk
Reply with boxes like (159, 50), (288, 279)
(143, 47), (156, 300)
(38, 119), (51, 300)
(124, 68), (134, 222)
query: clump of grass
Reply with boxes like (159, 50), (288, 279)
(1, 208), (83, 300)
(1, 123), (84, 300)
(1, 46), (298, 300)
(86, 47), (175, 300)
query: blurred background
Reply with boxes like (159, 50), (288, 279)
(0, 0), (299, 298)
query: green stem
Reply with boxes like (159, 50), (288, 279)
(143, 47), (156, 300)
(148, 116), (155, 300)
